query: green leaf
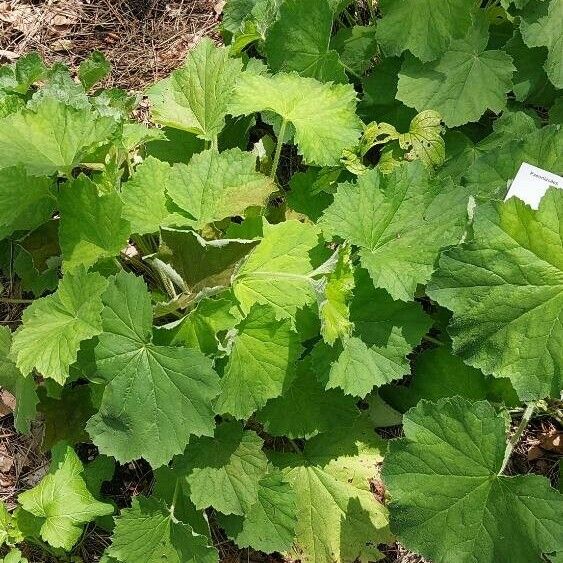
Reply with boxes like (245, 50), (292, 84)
(0, 501), (23, 547)
(121, 156), (186, 235)
(397, 23), (515, 127)
(152, 466), (210, 538)
(29, 64), (90, 111)
(38, 385), (96, 450)
(58, 175), (130, 270)
(155, 228), (258, 293)
(18, 444), (113, 550)
(382, 398), (563, 563)
(504, 31), (557, 104)
(257, 355), (359, 438)
(286, 168), (334, 222)
(397, 110), (445, 168)
(215, 304), (301, 419)
(165, 148), (274, 229)
(318, 245), (354, 344)
(323, 269), (432, 397)
(219, 471), (297, 553)
(465, 123), (563, 199)
(0, 166), (55, 238)
(271, 415), (391, 562)
(78, 51), (111, 90)
(87, 271), (221, 467)
(182, 421), (269, 515)
(108, 496), (218, 563)
(265, 0), (346, 83)
(321, 161), (467, 301)
(0, 326), (38, 434)
(428, 188), (563, 400)
(376, 0), (474, 62)
(380, 347), (520, 413)
(232, 220), (319, 320)
(147, 38), (243, 141)
(11, 267), (107, 385)
(0, 97), (116, 176)
(229, 70), (362, 166)
(157, 296), (239, 356)
(13, 52), (46, 93)
(520, 0), (563, 88)
(332, 25), (378, 76)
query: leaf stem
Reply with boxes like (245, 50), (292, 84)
(169, 479), (180, 523)
(270, 118), (288, 180)
(0, 297), (33, 304)
(499, 402), (536, 474)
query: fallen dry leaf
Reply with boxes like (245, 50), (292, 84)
(539, 431), (562, 455)
(0, 390), (15, 416)
(0, 49), (19, 61)
(0, 445), (13, 473)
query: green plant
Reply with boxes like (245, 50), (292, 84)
(0, 0), (561, 561)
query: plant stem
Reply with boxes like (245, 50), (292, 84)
(270, 119), (287, 180)
(499, 402), (536, 474)
(0, 297), (33, 304)
(289, 439), (301, 454)
(169, 479), (180, 523)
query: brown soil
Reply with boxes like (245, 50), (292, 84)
(0, 0), (220, 90)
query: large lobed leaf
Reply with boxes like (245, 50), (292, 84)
(428, 188), (563, 400)
(87, 271), (221, 467)
(383, 398), (563, 563)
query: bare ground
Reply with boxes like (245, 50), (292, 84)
(0, 0), (220, 90)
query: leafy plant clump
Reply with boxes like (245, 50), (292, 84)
(0, 0), (562, 562)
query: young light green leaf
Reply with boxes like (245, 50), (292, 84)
(58, 175), (130, 271)
(232, 220), (319, 320)
(323, 269), (432, 397)
(318, 245), (354, 344)
(0, 97), (116, 176)
(520, 0), (563, 88)
(397, 23), (515, 127)
(321, 161), (467, 301)
(147, 38), (243, 141)
(398, 110), (445, 168)
(265, 0), (346, 83)
(229, 71), (362, 166)
(182, 422), (269, 515)
(11, 267), (107, 385)
(376, 0), (473, 62)
(383, 398), (563, 563)
(87, 271), (221, 468)
(165, 148), (275, 230)
(18, 444), (113, 551)
(121, 156), (187, 235)
(0, 501), (23, 547)
(271, 415), (391, 562)
(215, 304), (301, 419)
(428, 189), (563, 401)
(218, 472), (297, 553)
(108, 496), (218, 563)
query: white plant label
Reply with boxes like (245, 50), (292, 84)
(505, 162), (563, 209)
